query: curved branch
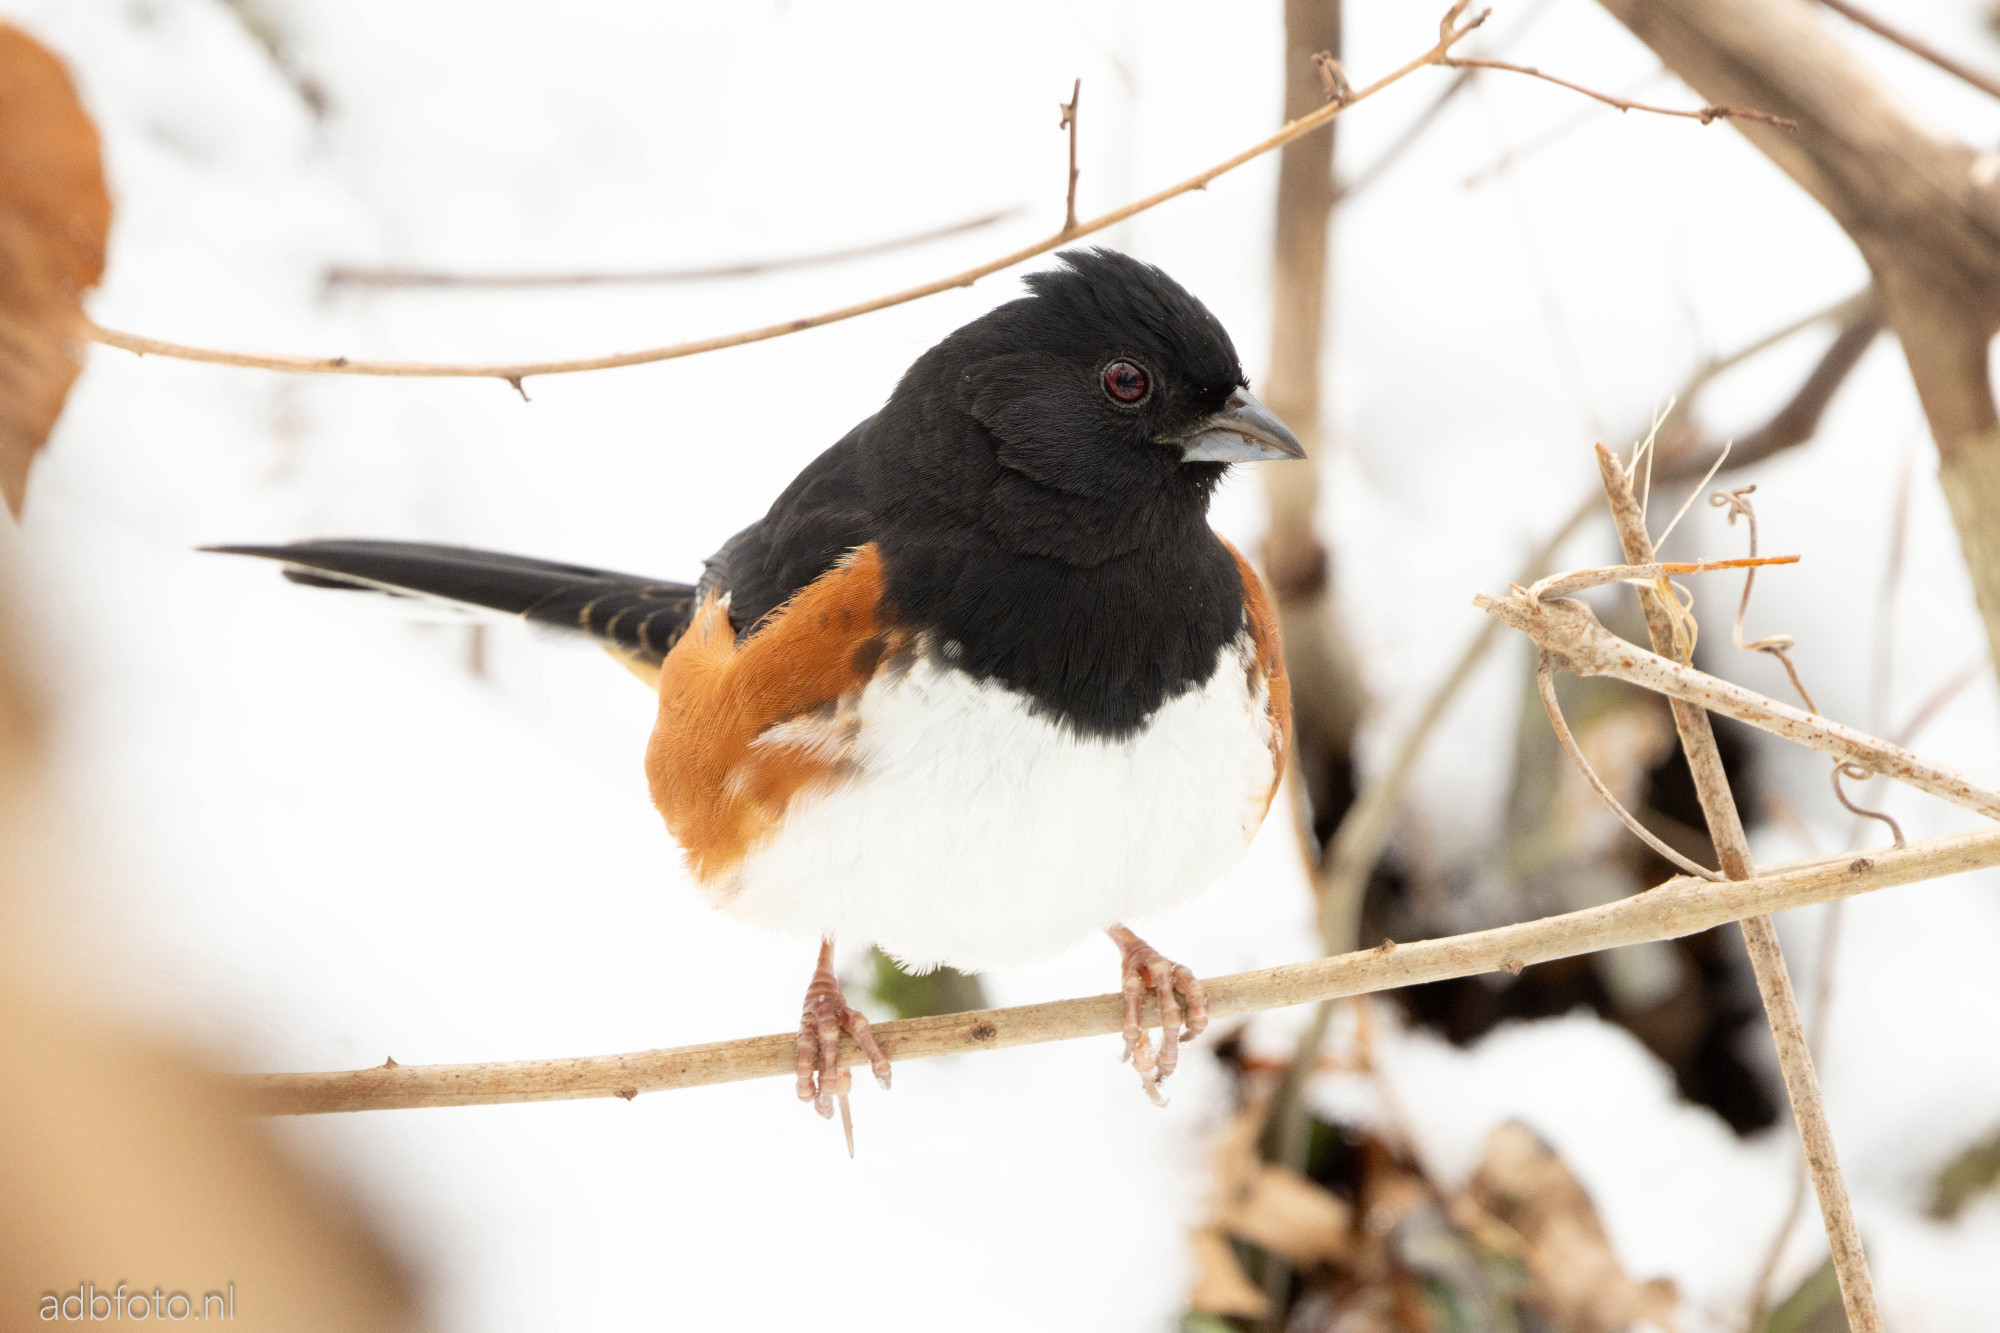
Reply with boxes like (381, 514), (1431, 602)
(86, 10), (1491, 386)
(237, 827), (2000, 1115)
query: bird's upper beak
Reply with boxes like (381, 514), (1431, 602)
(1162, 388), (1307, 463)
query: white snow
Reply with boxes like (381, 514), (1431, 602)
(7, 0), (2000, 1327)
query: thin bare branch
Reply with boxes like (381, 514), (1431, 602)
(1058, 79), (1082, 235)
(236, 826), (2000, 1115)
(1814, 0), (2000, 103)
(1475, 590), (2000, 822)
(1584, 446), (1879, 1327)
(1442, 55), (1798, 128)
(85, 8), (1493, 386)
(320, 207), (1026, 291)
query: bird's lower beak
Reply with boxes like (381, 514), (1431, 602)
(1166, 388), (1307, 463)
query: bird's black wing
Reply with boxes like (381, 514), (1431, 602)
(706, 420), (881, 637)
(206, 539), (699, 666)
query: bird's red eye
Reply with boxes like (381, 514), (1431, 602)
(1102, 360), (1149, 405)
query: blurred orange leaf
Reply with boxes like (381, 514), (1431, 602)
(0, 22), (109, 516)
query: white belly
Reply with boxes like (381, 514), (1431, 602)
(710, 631), (1278, 972)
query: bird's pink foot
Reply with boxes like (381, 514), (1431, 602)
(795, 940), (891, 1152)
(1108, 925), (1208, 1105)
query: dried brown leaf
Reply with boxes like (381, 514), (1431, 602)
(0, 22), (110, 515)
(1208, 1101), (1357, 1269)
(1467, 1122), (1679, 1333)
(1188, 1227), (1271, 1319)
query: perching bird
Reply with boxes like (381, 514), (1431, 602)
(212, 248), (1299, 1133)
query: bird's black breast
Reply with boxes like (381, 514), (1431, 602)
(874, 525), (1248, 740)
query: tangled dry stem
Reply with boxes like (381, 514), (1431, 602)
(1532, 444), (1886, 1332)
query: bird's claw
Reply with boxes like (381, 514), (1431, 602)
(1110, 926), (1208, 1105)
(795, 944), (891, 1153)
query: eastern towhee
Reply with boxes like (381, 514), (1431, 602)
(213, 248), (1301, 1136)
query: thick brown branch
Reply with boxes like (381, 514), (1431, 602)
(236, 827), (2000, 1115)
(319, 208), (1025, 290)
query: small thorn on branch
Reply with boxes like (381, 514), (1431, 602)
(504, 374), (530, 402)
(1058, 78), (1081, 235)
(1313, 51), (1353, 105)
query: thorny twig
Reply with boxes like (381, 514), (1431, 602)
(1441, 56), (1799, 128)
(1058, 79), (1081, 235)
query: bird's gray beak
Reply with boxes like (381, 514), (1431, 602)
(1163, 388), (1307, 463)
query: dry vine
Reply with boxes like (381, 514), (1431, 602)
(1467, 445), (1993, 1332)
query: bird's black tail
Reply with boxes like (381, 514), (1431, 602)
(206, 539), (699, 669)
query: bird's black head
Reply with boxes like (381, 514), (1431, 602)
(873, 248), (1303, 564)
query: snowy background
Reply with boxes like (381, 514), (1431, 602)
(5, 0), (2000, 1327)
